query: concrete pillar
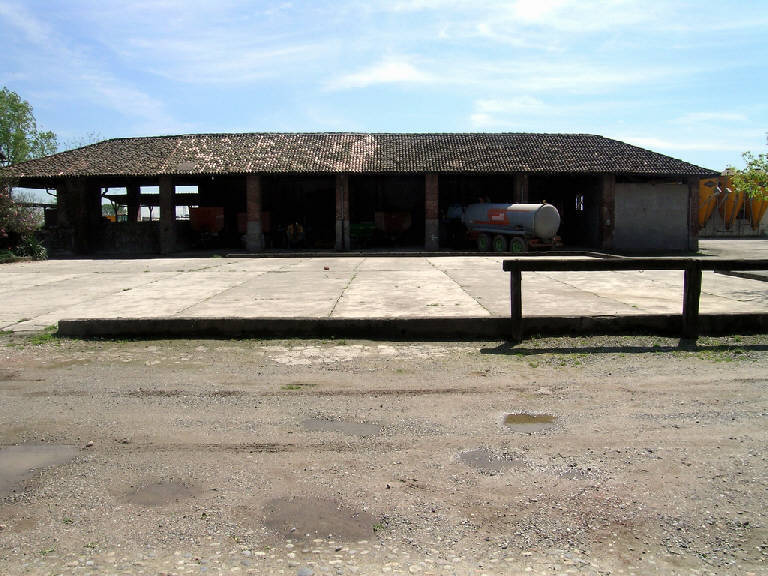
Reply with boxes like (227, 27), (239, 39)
(126, 183), (140, 222)
(425, 173), (439, 250)
(600, 174), (616, 251)
(513, 173), (529, 203)
(335, 174), (349, 250)
(159, 175), (176, 254)
(245, 174), (263, 251)
(687, 176), (700, 252)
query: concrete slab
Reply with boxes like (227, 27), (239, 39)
(1, 239), (767, 333)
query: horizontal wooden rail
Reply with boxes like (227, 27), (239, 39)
(503, 258), (768, 342)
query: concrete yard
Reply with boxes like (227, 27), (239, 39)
(1, 240), (767, 333)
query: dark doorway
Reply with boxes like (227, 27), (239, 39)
(528, 175), (601, 248)
(261, 175), (336, 249)
(349, 175), (425, 248)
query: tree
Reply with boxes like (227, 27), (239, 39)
(729, 151), (768, 201)
(0, 87), (57, 165)
(0, 87), (57, 259)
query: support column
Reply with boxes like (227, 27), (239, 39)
(425, 173), (439, 250)
(245, 174), (263, 251)
(600, 174), (616, 251)
(57, 182), (72, 228)
(335, 174), (349, 250)
(687, 176), (700, 252)
(67, 179), (100, 253)
(513, 173), (529, 203)
(126, 183), (140, 223)
(159, 175), (176, 254)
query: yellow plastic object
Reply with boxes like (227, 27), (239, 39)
(698, 178), (719, 229)
(748, 194), (768, 231)
(717, 177), (744, 230)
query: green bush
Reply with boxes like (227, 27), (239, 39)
(0, 186), (47, 259)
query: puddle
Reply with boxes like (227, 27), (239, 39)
(503, 413), (556, 433)
(122, 481), (201, 506)
(302, 418), (380, 437)
(459, 448), (522, 474)
(0, 444), (79, 496)
(262, 497), (376, 540)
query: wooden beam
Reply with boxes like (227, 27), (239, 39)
(682, 260), (702, 339)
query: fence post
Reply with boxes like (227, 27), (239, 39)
(510, 265), (523, 343)
(682, 260), (702, 339)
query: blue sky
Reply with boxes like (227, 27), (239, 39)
(1, 0), (766, 173)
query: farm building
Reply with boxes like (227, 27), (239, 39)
(2, 132), (717, 254)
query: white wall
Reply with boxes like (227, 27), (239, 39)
(615, 182), (689, 252)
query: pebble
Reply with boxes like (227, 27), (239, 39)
(297, 568), (314, 576)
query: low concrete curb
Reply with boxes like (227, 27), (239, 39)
(57, 314), (768, 340)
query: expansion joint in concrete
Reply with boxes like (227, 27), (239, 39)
(328, 258), (365, 317)
(425, 258), (492, 315)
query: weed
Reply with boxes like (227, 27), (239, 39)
(62, 517), (73, 525)
(39, 548), (55, 556)
(27, 325), (58, 346)
(372, 522), (385, 533)
(281, 382), (316, 391)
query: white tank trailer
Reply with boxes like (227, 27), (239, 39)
(459, 203), (561, 252)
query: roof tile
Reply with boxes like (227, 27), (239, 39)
(3, 132), (717, 180)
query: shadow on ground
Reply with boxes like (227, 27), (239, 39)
(481, 339), (768, 356)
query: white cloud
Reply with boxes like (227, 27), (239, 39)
(82, 2), (331, 86)
(618, 136), (749, 153)
(673, 112), (749, 124)
(0, 1), (181, 134)
(470, 97), (553, 127)
(328, 58), (436, 90)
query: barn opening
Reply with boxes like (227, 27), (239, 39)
(528, 175), (601, 248)
(261, 175), (336, 249)
(349, 175), (425, 249)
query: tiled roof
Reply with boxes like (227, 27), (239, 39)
(2, 132), (717, 180)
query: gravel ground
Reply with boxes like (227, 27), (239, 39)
(0, 331), (766, 575)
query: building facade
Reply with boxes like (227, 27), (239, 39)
(1, 132), (717, 254)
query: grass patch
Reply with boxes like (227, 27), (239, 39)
(27, 325), (59, 346)
(0, 249), (16, 263)
(281, 382), (317, 391)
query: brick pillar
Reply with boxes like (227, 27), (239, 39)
(600, 174), (616, 251)
(688, 176), (700, 252)
(335, 174), (349, 250)
(126, 183), (140, 222)
(245, 174), (263, 251)
(513, 173), (529, 203)
(159, 175), (176, 254)
(425, 173), (439, 250)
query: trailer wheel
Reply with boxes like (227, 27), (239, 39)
(476, 233), (491, 251)
(510, 237), (527, 253)
(492, 234), (507, 252)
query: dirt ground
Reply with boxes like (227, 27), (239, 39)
(0, 331), (766, 576)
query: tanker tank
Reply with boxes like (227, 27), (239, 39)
(462, 203), (561, 240)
